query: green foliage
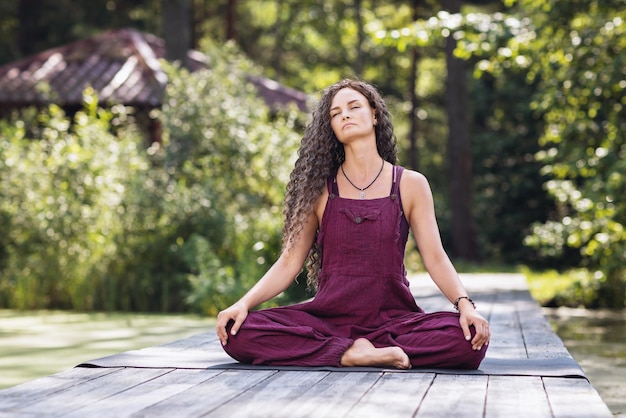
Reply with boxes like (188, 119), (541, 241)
(371, 9), (554, 264)
(458, 0), (626, 307)
(158, 44), (302, 314)
(470, 68), (564, 266)
(0, 0), (161, 64)
(206, 1), (467, 259)
(516, 1), (626, 308)
(4, 0), (625, 309)
(522, 267), (595, 307)
(0, 90), (148, 309)
(0, 1), (19, 64)
(476, 1), (626, 307)
(0, 44), (302, 313)
(375, 2), (626, 307)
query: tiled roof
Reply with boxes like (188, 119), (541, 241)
(0, 28), (308, 111)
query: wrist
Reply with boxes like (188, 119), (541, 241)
(453, 296), (475, 311)
(236, 299), (252, 312)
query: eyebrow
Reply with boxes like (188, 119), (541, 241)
(330, 99), (361, 113)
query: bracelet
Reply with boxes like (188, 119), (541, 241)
(453, 296), (475, 311)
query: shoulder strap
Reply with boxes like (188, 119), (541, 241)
(391, 165), (406, 211)
(391, 166), (404, 196)
(327, 169), (339, 198)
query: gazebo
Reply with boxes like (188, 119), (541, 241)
(0, 28), (308, 141)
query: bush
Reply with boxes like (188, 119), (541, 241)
(0, 44), (304, 313)
(0, 92), (148, 309)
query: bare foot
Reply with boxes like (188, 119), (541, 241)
(340, 338), (411, 369)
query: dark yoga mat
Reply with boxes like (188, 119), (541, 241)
(78, 340), (586, 379)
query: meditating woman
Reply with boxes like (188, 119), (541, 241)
(215, 79), (490, 369)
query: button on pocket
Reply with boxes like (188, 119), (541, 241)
(335, 207), (383, 264)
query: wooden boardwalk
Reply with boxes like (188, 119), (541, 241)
(0, 274), (613, 417)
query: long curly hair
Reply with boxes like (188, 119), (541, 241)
(282, 79), (398, 290)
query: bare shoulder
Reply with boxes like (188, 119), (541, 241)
(399, 168), (432, 197)
(398, 168), (435, 220)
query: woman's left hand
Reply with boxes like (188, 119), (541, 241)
(459, 309), (490, 351)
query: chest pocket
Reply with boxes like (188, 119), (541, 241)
(337, 208), (382, 260)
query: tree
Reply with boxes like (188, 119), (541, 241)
(442, 0), (478, 261)
(162, 0), (191, 66)
(407, 0), (422, 171)
(516, 0), (626, 307)
(0, 0), (162, 67)
(369, 2), (573, 268)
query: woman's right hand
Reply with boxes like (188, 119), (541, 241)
(216, 301), (249, 346)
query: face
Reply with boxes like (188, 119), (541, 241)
(329, 88), (377, 143)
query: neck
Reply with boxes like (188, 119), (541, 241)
(342, 143), (383, 180)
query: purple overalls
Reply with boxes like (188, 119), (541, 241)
(223, 166), (487, 369)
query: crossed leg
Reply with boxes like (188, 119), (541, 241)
(340, 338), (411, 369)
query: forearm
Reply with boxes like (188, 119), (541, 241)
(238, 256), (300, 310)
(424, 254), (473, 308)
(216, 251), (304, 345)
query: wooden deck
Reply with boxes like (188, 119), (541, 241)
(0, 274), (613, 417)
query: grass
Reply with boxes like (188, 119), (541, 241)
(520, 266), (582, 306)
(452, 258), (587, 307)
(0, 310), (213, 389)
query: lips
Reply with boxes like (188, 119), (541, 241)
(342, 123), (356, 130)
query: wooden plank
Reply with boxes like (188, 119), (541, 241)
(12, 368), (172, 416)
(516, 297), (572, 360)
(543, 377), (613, 418)
(412, 273), (530, 361)
(344, 372), (434, 418)
(277, 371), (382, 417)
(486, 290), (528, 360)
(0, 367), (119, 412)
(133, 369), (277, 417)
(157, 331), (213, 349)
(412, 288), (449, 312)
(63, 369), (221, 418)
(205, 370), (330, 418)
(485, 375), (552, 417)
(415, 374), (488, 417)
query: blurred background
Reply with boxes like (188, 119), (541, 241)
(0, 0), (624, 411)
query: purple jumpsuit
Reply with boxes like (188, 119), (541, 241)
(223, 166), (487, 369)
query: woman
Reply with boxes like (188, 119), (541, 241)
(216, 79), (490, 369)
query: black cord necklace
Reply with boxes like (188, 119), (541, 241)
(341, 158), (385, 199)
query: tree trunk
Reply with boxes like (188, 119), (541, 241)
(226, 0), (237, 41)
(17, 0), (41, 56)
(408, 0), (421, 171)
(443, 0), (478, 261)
(354, 0), (364, 77)
(162, 0), (191, 68)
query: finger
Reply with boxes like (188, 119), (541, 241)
(216, 314), (229, 346)
(472, 337), (484, 350)
(468, 321), (479, 347)
(459, 317), (472, 342)
(472, 324), (489, 350)
(216, 325), (227, 346)
(230, 313), (247, 336)
(219, 331), (228, 346)
(472, 335), (484, 350)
